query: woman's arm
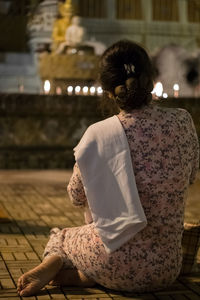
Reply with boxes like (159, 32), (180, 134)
(67, 163), (93, 224)
(188, 114), (199, 184)
(67, 163), (87, 207)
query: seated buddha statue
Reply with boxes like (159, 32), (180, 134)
(52, 0), (76, 52)
(65, 16), (87, 47)
(55, 15), (87, 54)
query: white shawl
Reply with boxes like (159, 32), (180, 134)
(74, 115), (147, 253)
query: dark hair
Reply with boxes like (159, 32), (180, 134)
(99, 40), (154, 112)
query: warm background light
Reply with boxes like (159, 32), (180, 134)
(75, 86), (81, 94)
(154, 82), (163, 97)
(44, 80), (51, 94)
(83, 86), (89, 94)
(173, 83), (179, 91)
(90, 86), (96, 95)
(97, 86), (103, 95)
(163, 92), (168, 98)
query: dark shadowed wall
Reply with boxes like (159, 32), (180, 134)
(0, 93), (199, 169)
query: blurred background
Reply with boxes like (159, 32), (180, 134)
(0, 3), (199, 296)
(0, 0), (199, 169)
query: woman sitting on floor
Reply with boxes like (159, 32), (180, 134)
(17, 40), (199, 297)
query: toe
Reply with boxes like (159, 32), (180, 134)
(19, 283), (34, 297)
(17, 277), (23, 292)
(19, 289), (29, 297)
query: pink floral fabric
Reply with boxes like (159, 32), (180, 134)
(43, 104), (199, 292)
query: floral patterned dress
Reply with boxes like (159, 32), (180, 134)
(43, 104), (199, 292)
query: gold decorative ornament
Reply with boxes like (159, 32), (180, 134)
(39, 53), (99, 80)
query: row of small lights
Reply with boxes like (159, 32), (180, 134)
(44, 80), (180, 98)
(44, 80), (103, 95)
(67, 85), (103, 95)
(152, 82), (180, 98)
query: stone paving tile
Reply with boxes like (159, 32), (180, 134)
(0, 171), (199, 300)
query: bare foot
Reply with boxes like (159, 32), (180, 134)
(49, 269), (95, 287)
(17, 255), (63, 297)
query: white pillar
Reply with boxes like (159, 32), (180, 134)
(141, 0), (152, 22)
(178, 0), (188, 23)
(106, 0), (116, 20)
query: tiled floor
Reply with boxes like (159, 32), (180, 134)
(0, 170), (199, 300)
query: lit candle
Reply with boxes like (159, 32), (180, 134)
(162, 92), (168, 99)
(83, 86), (89, 95)
(173, 83), (179, 98)
(90, 86), (96, 95)
(44, 80), (51, 94)
(97, 86), (103, 95)
(56, 86), (62, 95)
(67, 86), (73, 95)
(19, 84), (24, 93)
(18, 77), (24, 93)
(75, 86), (81, 95)
(154, 82), (163, 98)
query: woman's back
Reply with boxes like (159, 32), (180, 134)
(63, 104), (199, 293)
(119, 104), (198, 234)
(113, 104), (199, 291)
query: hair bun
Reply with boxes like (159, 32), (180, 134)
(114, 85), (126, 98)
(99, 40), (154, 112)
(125, 77), (137, 90)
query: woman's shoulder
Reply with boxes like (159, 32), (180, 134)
(88, 116), (119, 131)
(117, 104), (190, 118)
(152, 103), (187, 113)
(117, 104), (193, 128)
(151, 104), (192, 121)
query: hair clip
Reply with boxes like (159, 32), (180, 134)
(124, 64), (135, 74)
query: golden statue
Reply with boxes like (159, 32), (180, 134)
(52, 0), (76, 51)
